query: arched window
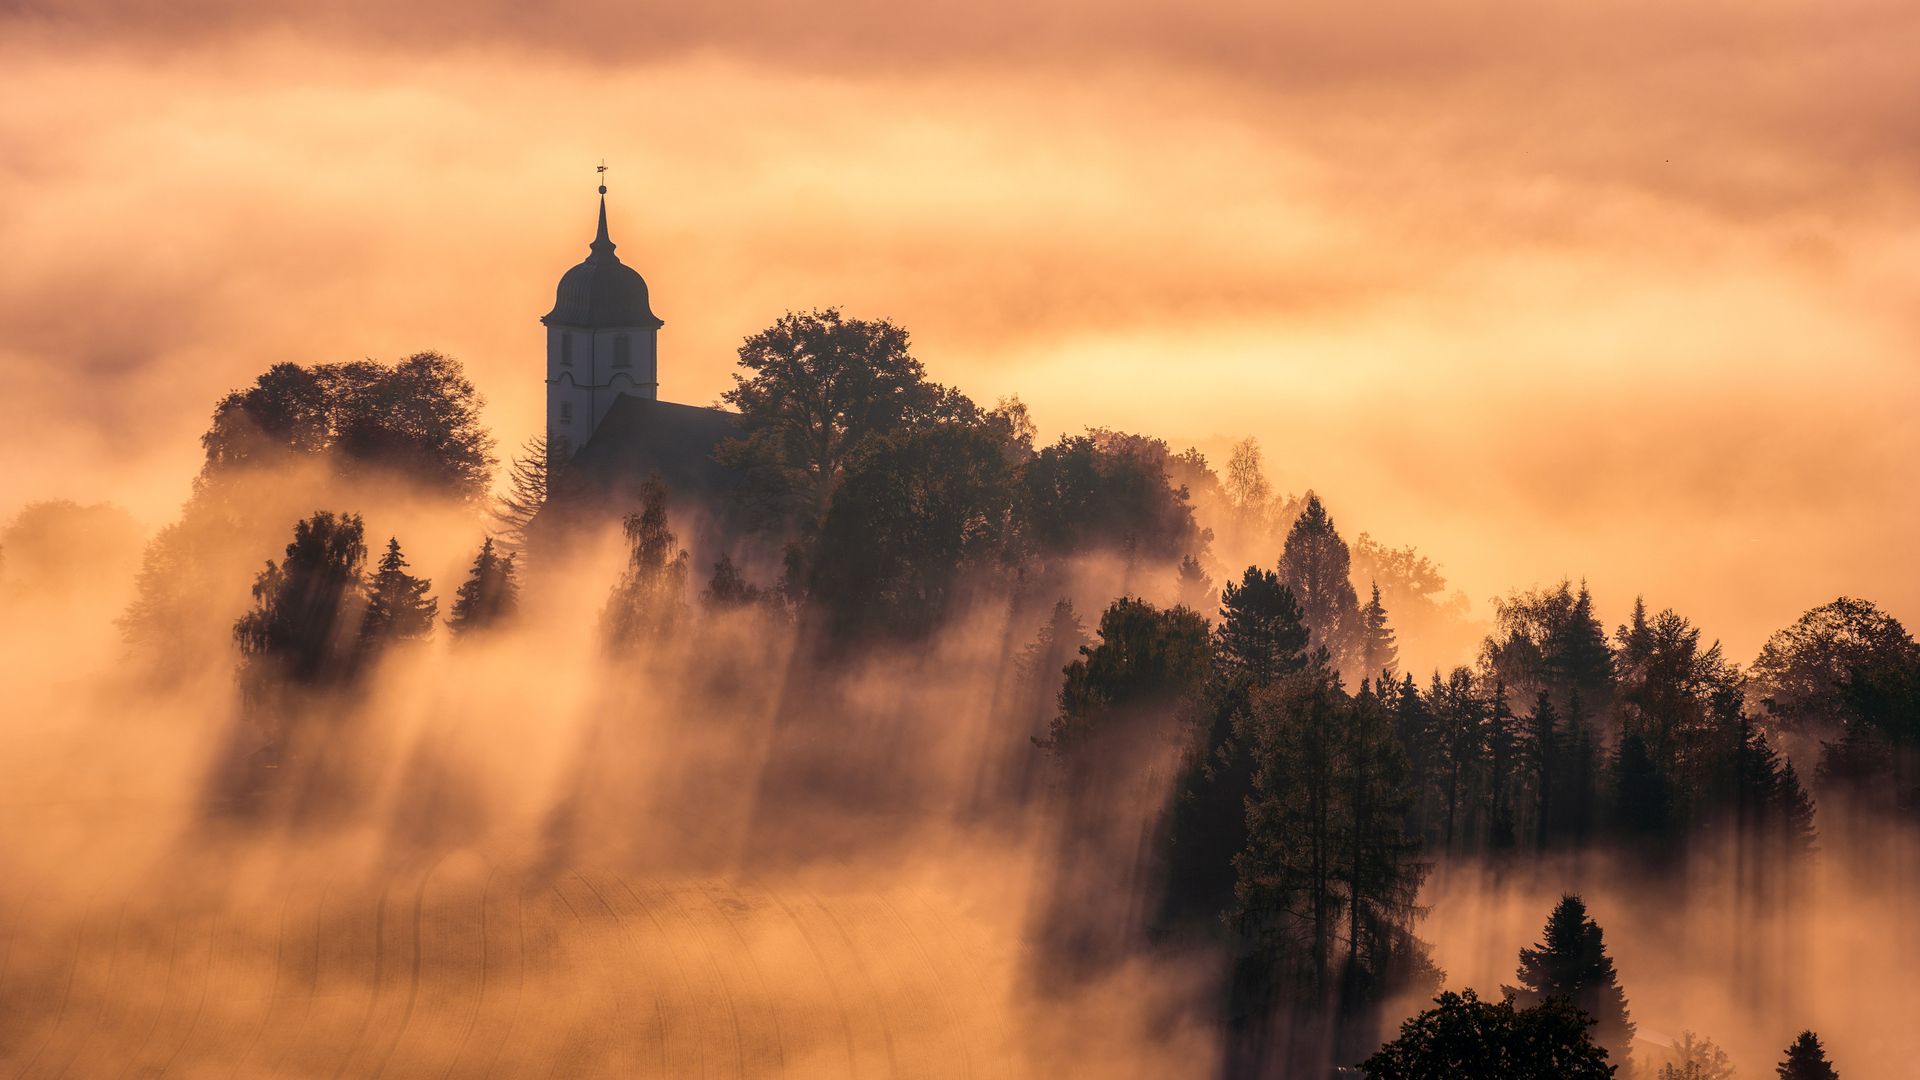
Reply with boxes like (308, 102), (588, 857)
(560, 331), (573, 367)
(558, 402), (573, 422)
(612, 334), (632, 368)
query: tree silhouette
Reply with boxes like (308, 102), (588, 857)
(491, 435), (548, 554)
(1359, 582), (1398, 679)
(602, 478), (688, 648)
(1016, 430), (1205, 568)
(1776, 1030), (1839, 1079)
(1505, 894), (1635, 1068)
(1278, 494), (1361, 671)
(1658, 1031), (1733, 1080)
(1360, 989), (1614, 1079)
(719, 308), (960, 536)
(448, 537), (519, 637)
(1046, 597), (1210, 751)
(233, 511), (370, 689)
(361, 537), (436, 648)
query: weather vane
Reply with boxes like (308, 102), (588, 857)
(597, 159), (608, 195)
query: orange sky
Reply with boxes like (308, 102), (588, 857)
(2, 0), (1916, 661)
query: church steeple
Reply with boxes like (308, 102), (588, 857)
(544, 168), (663, 470)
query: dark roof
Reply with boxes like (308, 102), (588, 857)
(550, 394), (741, 511)
(542, 196), (663, 330)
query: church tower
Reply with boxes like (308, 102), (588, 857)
(542, 180), (663, 470)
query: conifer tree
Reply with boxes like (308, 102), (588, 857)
(1776, 1030), (1839, 1080)
(1278, 494), (1362, 673)
(361, 537), (436, 648)
(1529, 690), (1558, 851)
(703, 553), (768, 611)
(1486, 680), (1520, 849)
(491, 435), (548, 554)
(1175, 554), (1213, 611)
(1360, 582), (1399, 680)
(1505, 894), (1636, 1069)
(1427, 668), (1486, 850)
(1614, 731), (1673, 844)
(448, 536), (519, 637)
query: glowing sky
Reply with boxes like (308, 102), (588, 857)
(3, 0), (1916, 659)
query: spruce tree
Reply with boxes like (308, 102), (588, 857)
(1504, 894), (1636, 1069)
(1360, 582), (1399, 680)
(491, 435), (548, 554)
(361, 537), (437, 647)
(448, 536), (519, 636)
(1175, 554), (1213, 611)
(1529, 690), (1558, 851)
(1278, 494), (1362, 673)
(1217, 567), (1311, 685)
(1776, 1030), (1839, 1079)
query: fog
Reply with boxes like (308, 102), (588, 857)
(0, 449), (1915, 1076)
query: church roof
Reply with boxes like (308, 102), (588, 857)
(542, 194), (664, 331)
(551, 393), (741, 509)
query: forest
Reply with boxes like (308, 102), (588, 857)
(2, 310), (1915, 1078)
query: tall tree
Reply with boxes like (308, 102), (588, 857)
(1427, 668), (1486, 850)
(602, 478), (689, 648)
(233, 512), (370, 689)
(1359, 583), (1399, 680)
(448, 536), (519, 637)
(719, 308), (960, 535)
(1505, 894), (1636, 1069)
(1361, 990), (1615, 1079)
(1528, 691), (1559, 851)
(1278, 494), (1361, 671)
(1046, 597), (1212, 751)
(491, 435), (548, 554)
(1776, 1030), (1840, 1080)
(360, 537), (436, 648)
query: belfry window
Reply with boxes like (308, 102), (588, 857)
(613, 334), (632, 368)
(559, 402), (573, 422)
(560, 332), (573, 366)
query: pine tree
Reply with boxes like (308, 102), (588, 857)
(1278, 494), (1362, 673)
(1176, 554), (1213, 611)
(491, 435), (548, 554)
(448, 536), (519, 636)
(1360, 582), (1399, 680)
(1776, 1030), (1839, 1079)
(1614, 731), (1673, 844)
(1427, 668), (1486, 851)
(361, 537), (437, 648)
(1486, 680), (1520, 849)
(1504, 894), (1636, 1069)
(1529, 690), (1558, 851)
(1217, 567), (1311, 685)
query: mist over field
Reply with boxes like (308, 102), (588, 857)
(5, 0), (1920, 1076)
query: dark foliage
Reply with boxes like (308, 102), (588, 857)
(1360, 989), (1615, 1079)
(448, 536), (519, 637)
(1504, 895), (1635, 1067)
(1776, 1030), (1840, 1080)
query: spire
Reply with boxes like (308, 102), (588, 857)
(590, 160), (615, 258)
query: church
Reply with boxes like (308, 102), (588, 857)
(536, 183), (744, 553)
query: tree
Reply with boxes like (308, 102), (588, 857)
(1223, 437), (1272, 517)
(1360, 989), (1615, 1079)
(1175, 554), (1213, 610)
(201, 353), (495, 501)
(1526, 691), (1559, 850)
(1216, 567), (1312, 686)
(808, 419), (1017, 641)
(1751, 598), (1916, 735)
(233, 512), (370, 689)
(448, 537), (519, 637)
(361, 537), (436, 647)
(1359, 583), (1399, 680)
(1505, 895), (1636, 1069)
(1658, 1031), (1734, 1080)
(1016, 430), (1206, 569)
(718, 309), (960, 535)
(1046, 597), (1211, 751)
(702, 554), (769, 612)
(1777, 1030), (1839, 1080)
(602, 478), (688, 648)
(1428, 668), (1487, 850)
(1483, 580), (1614, 719)
(491, 435), (548, 554)
(1160, 570), (1308, 932)
(1278, 494), (1361, 673)
(1613, 731), (1674, 844)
